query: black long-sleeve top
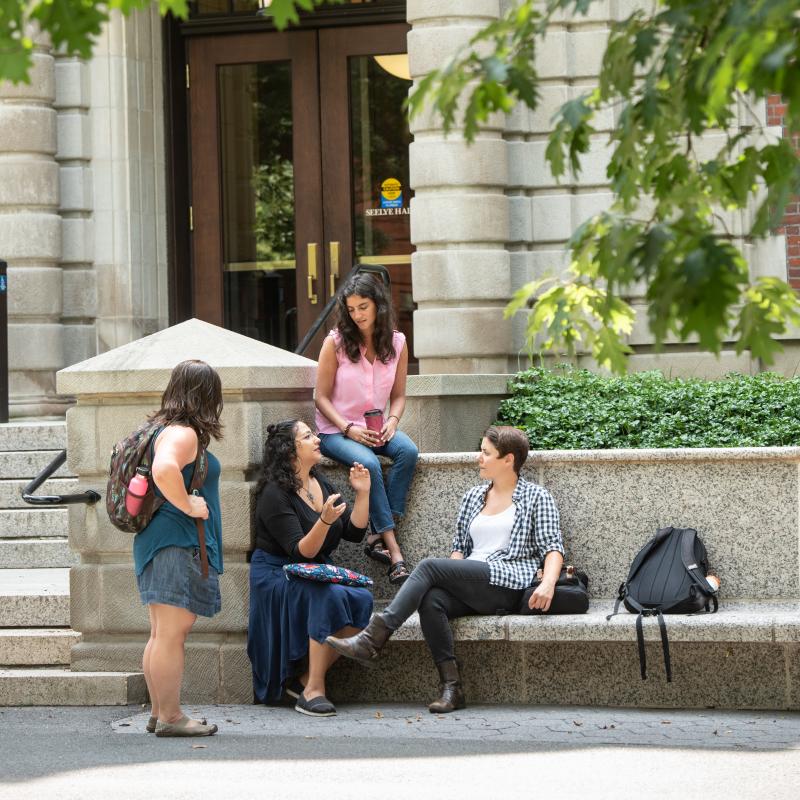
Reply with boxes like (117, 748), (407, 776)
(254, 475), (367, 563)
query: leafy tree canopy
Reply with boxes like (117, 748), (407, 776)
(409, 0), (800, 373)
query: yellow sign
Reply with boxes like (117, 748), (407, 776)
(381, 178), (402, 202)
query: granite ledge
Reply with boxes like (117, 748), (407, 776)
(377, 601), (800, 644)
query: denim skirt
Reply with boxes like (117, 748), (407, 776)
(137, 545), (221, 618)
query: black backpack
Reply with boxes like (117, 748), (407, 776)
(608, 526), (719, 682)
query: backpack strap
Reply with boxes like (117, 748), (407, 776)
(635, 612), (647, 680)
(679, 528), (718, 611)
(656, 609), (672, 682)
(626, 527), (674, 584)
(188, 447), (209, 580)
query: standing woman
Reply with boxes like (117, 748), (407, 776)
(134, 359), (224, 737)
(315, 271), (418, 585)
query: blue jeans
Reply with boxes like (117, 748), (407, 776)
(319, 430), (418, 535)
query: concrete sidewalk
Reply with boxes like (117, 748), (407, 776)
(1, 703), (800, 799)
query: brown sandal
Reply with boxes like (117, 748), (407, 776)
(364, 536), (391, 565)
(387, 560), (411, 585)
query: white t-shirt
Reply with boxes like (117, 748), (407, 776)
(466, 503), (516, 562)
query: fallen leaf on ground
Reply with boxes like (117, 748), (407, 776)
(375, 711), (383, 719)
(191, 744), (207, 749)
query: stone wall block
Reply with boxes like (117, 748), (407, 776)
(530, 84), (569, 134)
(535, 29), (568, 79)
(531, 193), (572, 242)
(0, 52), (54, 102)
(568, 29), (609, 78)
(61, 218), (94, 264)
(527, 140), (560, 189)
(0, 161), (58, 207)
(59, 166), (93, 212)
(0, 213), (61, 260)
(413, 307), (513, 357)
(54, 59), (90, 109)
(507, 195), (533, 243)
(407, 0), (500, 24)
(506, 142), (535, 188)
(571, 191), (614, 226)
(9, 324), (64, 370)
(6, 267), (62, 317)
(70, 565), (102, 633)
(409, 139), (508, 188)
(571, 137), (613, 187)
(63, 324), (97, 366)
(504, 103), (531, 136)
(411, 194), (509, 244)
(56, 112), (91, 162)
(63, 268), (97, 317)
(0, 106), (56, 154)
(412, 250), (511, 302)
(220, 640), (252, 704)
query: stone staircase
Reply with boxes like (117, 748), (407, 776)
(0, 421), (144, 705)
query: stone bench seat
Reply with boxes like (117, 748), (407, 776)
(382, 601), (800, 644)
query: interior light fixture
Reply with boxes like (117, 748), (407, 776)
(256, 0), (273, 16)
(373, 54), (411, 81)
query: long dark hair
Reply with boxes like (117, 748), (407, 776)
(150, 359), (223, 448)
(256, 419), (317, 495)
(334, 271), (397, 363)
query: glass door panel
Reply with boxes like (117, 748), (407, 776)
(218, 61), (297, 349)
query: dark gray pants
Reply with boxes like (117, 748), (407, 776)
(381, 558), (523, 664)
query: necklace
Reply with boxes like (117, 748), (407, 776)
(301, 479), (315, 504)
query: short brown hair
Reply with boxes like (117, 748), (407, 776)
(483, 426), (529, 474)
(150, 359), (223, 448)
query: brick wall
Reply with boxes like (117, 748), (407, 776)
(767, 94), (800, 289)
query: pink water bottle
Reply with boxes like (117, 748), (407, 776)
(126, 467), (150, 516)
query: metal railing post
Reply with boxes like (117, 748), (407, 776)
(0, 260), (7, 423)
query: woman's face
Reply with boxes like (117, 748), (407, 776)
(477, 437), (512, 480)
(293, 421), (321, 469)
(346, 294), (377, 335)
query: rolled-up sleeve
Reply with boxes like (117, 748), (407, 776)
(533, 488), (564, 558)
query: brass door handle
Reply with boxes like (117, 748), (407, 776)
(329, 241), (340, 296)
(307, 243), (318, 304)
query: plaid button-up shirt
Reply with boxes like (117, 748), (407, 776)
(451, 477), (565, 589)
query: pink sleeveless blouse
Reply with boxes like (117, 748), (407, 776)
(315, 329), (406, 435)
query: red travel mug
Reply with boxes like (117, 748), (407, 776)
(363, 409), (384, 434)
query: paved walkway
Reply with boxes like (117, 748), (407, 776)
(1, 704), (800, 799)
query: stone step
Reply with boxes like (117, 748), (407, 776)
(0, 450), (72, 481)
(0, 539), (78, 569)
(0, 569), (70, 627)
(0, 509), (68, 538)
(0, 668), (146, 706)
(0, 629), (79, 666)
(0, 421), (66, 452)
(0, 479), (79, 509)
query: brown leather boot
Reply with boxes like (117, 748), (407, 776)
(428, 659), (466, 714)
(325, 613), (393, 667)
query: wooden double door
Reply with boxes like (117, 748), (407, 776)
(187, 23), (413, 357)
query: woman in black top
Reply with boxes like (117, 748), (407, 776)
(247, 419), (372, 717)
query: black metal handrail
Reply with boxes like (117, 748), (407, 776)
(294, 263), (392, 357)
(21, 450), (101, 506)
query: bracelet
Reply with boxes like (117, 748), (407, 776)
(343, 422), (354, 437)
(388, 415), (400, 424)
(319, 515), (332, 526)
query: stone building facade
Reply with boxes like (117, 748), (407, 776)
(0, 0), (796, 418)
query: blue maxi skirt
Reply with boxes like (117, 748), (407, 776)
(247, 549), (373, 704)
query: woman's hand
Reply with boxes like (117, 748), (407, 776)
(349, 462), (371, 494)
(528, 579), (556, 613)
(346, 425), (381, 448)
(379, 416), (398, 443)
(320, 492), (347, 526)
(186, 493), (209, 519)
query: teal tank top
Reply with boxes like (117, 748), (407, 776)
(132, 435), (223, 576)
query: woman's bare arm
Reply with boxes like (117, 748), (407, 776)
(151, 426), (208, 519)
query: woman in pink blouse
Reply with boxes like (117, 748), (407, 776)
(315, 272), (418, 585)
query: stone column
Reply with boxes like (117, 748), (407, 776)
(0, 31), (66, 416)
(56, 319), (317, 703)
(407, 0), (512, 374)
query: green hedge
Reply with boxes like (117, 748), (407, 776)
(495, 366), (800, 449)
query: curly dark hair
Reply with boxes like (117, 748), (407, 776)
(149, 359), (223, 449)
(334, 270), (397, 363)
(256, 419), (318, 495)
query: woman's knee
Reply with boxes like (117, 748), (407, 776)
(392, 435), (418, 462)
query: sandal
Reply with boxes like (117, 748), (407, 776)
(155, 714), (218, 737)
(146, 714), (157, 734)
(387, 560), (411, 585)
(364, 536), (392, 565)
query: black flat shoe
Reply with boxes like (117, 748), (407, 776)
(284, 676), (305, 700)
(294, 692), (336, 717)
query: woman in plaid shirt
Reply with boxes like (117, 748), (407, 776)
(327, 426), (564, 712)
